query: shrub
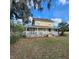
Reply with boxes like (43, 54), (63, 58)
(10, 33), (20, 44)
(10, 21), (24, 44)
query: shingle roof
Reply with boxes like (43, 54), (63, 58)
(33, 18), (54, 22)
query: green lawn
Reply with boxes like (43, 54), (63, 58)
(11, 34), (69, 59)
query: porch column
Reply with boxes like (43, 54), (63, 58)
(26, 27), (27, 37)
(37, 27), (38, 36)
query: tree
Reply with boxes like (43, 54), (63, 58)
(10, 0), (52, 23)
(58, 22), (69, 36)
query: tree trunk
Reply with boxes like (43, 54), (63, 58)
(60, 30), (64, 36)
(57, 29), (59, 35)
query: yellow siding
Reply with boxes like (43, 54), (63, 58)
(35, 20), (53, 27)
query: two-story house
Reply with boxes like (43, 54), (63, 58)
(25, 18), (54, 37)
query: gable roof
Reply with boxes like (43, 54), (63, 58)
(33, 18), (54, 22)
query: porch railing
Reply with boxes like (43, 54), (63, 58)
(26, 31), (50, 37)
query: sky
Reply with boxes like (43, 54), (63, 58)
(30, 0), (69, 23)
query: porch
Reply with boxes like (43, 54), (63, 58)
(25, 26), (54, 37)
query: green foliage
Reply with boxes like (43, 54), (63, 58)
(58, 22), (69, 36)
(11, 20), (24, 31)
(10, 32), (21, 44)
(10, 21), (24, 44)
(16, 24), (24, 32)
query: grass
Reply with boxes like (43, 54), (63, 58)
(10, 34), (69, 59)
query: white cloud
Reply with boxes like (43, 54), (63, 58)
(51, 18), (62, 23)
(30, 0), (34, 7)
(67, 20), (69, 24)
(58, 0), (69, 5)
(36, 3), (39, 10)
(51, 18), (62, 27)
